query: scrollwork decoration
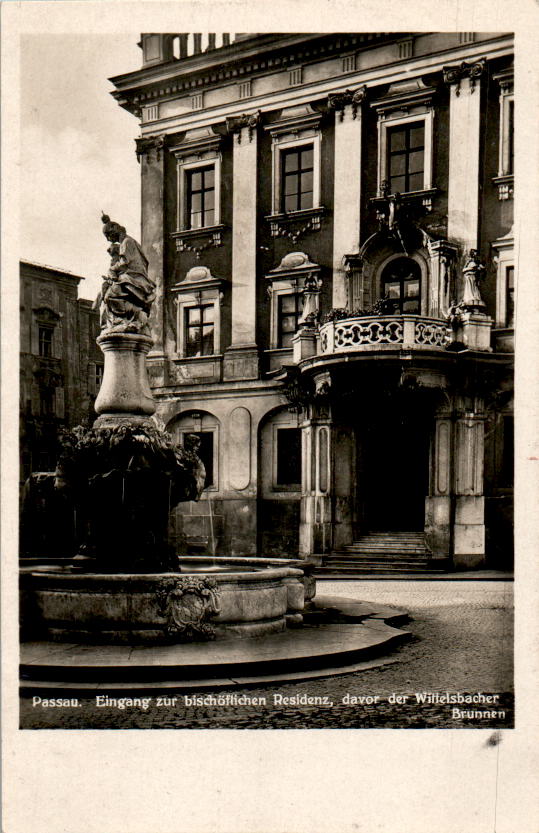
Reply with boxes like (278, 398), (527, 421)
(155, 576), (221, 641)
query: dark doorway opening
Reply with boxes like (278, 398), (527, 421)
(357, 404), (431, 531)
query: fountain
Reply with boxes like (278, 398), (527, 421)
(19, 214), (409, 689)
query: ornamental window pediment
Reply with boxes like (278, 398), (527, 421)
(170, 266), (225, 358)
(265, 252), (322, 349)
(170, 127), (225, 253)
(264, 105), (326, 241)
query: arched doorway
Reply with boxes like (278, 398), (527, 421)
(381, 257), (422, 314)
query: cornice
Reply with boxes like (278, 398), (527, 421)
(138, 37), (513, 138)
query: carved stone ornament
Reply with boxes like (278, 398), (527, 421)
(442, 58), (486, 96)
(135, 135), (166, 163)
(327, 86), (367, 120)
(225, 110), (262, 142)
(155, 576), (221, 640)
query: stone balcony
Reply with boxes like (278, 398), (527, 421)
(319, 314), (452, 356)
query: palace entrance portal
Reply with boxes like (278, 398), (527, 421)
(356, 402), (431, 532)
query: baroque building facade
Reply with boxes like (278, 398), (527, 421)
(20, 260), (103, 483)
(110, 32), (514, 570)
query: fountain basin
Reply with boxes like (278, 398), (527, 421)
(20, 558), (314, 644)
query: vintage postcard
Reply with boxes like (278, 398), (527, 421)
(2, 1), (538, 832)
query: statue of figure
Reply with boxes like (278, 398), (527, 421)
(95, 213), (156, 335)
(461, 249), (486, 309)
(298, 272), (322, 327)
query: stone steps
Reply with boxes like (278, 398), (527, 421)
(319, 531), (446, 576)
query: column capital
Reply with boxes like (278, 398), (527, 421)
(328, 85), (367, 121)
(225, 110), (262, 143)
(442, 58), (486, 95)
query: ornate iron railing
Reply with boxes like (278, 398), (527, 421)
(319, 315), (451, 354)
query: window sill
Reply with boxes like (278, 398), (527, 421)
(492, 175), (513, 201)
(171, 224), (226, 253)
(371, 187), (438, 212)
(265, 206), (327, 242)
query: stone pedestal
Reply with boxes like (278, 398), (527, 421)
(456, 311), (493, 352)
(95, 332), (155, 417)
(292, 327), (318, 363)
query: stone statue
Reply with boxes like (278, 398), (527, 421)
(461, 249), (486, 310)
(298, 272), (322, 327)
(95, 213), (156, 335)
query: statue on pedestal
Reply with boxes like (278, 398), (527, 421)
(95, 213), (156, 335)
(461, 249), (486, 310)
(298, 272), (322, 327)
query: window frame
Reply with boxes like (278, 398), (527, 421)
(492, 230), (515, 329)
(177, 156), (222, 232)
(183, 301), (216, 358)
(376, 253), (428, 316)
(276, 290), (303, 348)
(280, 145), (315, 214)
(38, 325), (54, 358)
(271, 135), (321, 216)
(185, 164), (216, 230)
(171, 266), (224, 360)
(386, 122), (426, 195)
(377, 111), (434, 196)
(381, 256), (422, 315)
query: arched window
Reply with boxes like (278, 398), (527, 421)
(381, 257), (421, 314)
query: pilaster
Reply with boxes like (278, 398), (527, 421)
(329, 90), (365, 308)
(224, 119), (259, 380)
(139, 136), (167, 361)
(453, 407), (486, 568)
(444, 60), (485, 252)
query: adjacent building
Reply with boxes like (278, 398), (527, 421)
(20, 260), (103, 483)
(110, 32), (514, 570)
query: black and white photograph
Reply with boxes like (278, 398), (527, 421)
(2, 2), (538, 832)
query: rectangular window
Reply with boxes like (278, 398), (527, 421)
(95, 364), (104, 391)
(38, 326), (53, 358)
(387, 123), (424, 194)
(276, 428), (302, 486)
(508, 99), (514, 175)
(281, 145), (314, 213)
(278, 293), (301, 348)
(186, 165), (215, 229)
(506, 266), (515, 328)
(185, 304), (215, 357)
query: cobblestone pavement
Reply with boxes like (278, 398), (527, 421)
(20, 580), (513, 730)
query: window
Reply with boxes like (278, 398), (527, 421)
(387, 123), (424, 194)
(373, 79), (435, 198)
(492, 229), (514, 329)
(278, 293), (302, 347)
(265, 105), (323, 217)
(95, 364), (104, 391)
(186, 166), (215, 229)
(276, 427), (302, 487)
(185, 303), (215, 357)
(505, 266), (515, 328)
(281, 146), (314, 212)
(381, 258), (421, 314)
(507, 99), (514, 176)
(38, 326), (53, 358)
(493, 68), (514, 199)
(171, 128), (223, 235)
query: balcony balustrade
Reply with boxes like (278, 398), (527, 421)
(319, 314), (452, 355)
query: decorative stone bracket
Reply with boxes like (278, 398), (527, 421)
(265, 206), (327, 243)
(135, 135), (167, 163)
(225, 110), (262, 143)
(442, 58), (486, 96)
(327, 85), (367, 120)
(171, 225), (226, 258)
